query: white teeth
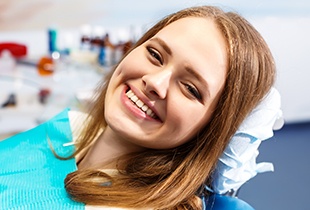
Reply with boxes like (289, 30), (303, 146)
(131, 95), (138, 102)
(146, 109), (152, 115)
(136, 100), (143, 108)
(126, 89), (157, 119)
(141, 105), (148, 111)
(126, 90), (134, 97)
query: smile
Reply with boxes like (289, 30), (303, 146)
(125, 89), (158, 119)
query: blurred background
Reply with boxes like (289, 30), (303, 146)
(0, 0), (309, 209)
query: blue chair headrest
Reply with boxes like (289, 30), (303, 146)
(203, 194), (255, 210)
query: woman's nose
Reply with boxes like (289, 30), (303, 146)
(142, 70), (172, 99)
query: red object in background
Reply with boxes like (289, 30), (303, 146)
(0, 42), (54, 76)
(39, 88), (51, 104)
(0, 42), (27, 58)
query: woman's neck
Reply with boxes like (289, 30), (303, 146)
(77, 126), (145, 170)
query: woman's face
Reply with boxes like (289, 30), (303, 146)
(104, 17), (227, 149)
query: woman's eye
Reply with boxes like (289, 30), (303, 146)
(183, 83), (202, 100)
(147, 47), (163, 65)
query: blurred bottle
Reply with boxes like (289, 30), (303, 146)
(0, 50), (16, 74)
(102, 33), (116, 66)
(48, 27), (58, 55)
(98, 38), (106, 66)
(80, 24), (92, 51)
(90, 26), (104, 53)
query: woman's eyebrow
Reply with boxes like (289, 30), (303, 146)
(185, 66), (210, 98)
(149, 37), (172, 56)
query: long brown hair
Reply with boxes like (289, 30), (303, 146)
(64, 6), (275, 209)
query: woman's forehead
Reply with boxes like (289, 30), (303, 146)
(154, 17), (227, 70)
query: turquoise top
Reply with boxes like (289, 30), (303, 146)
(0, 109), (84, 210)
(0, 109), (255, 210)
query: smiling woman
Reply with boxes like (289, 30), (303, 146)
(100, 17), (227, 150)
(0, 5), (277, 210)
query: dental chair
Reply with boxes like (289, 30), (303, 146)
(204, 193), (254, 210)
(203, 88), (283, 210)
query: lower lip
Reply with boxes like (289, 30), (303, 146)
(121, 87), (157, 122)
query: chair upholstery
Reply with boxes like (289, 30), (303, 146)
(204, 193), (255, 210)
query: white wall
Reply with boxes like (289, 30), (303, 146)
(250, 16), (310, 123)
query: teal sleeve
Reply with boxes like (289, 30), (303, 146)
(0, 108), (84, 210)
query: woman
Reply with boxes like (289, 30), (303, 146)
(0, 5), (275, 210)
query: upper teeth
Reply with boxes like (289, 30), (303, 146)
(126, 90), (156, 118)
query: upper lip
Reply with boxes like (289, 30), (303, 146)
(127, 84), (162, 122)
